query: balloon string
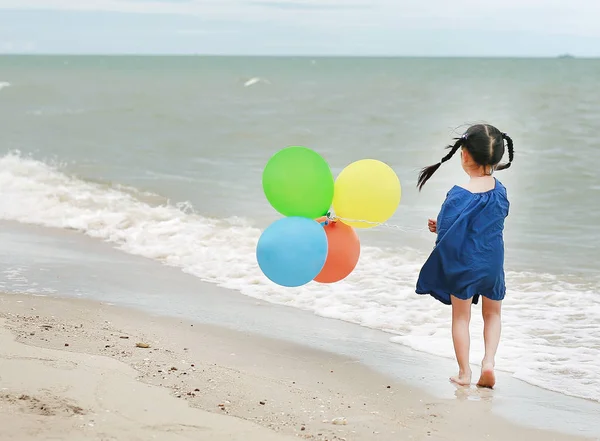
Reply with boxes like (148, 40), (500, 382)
(325, 212), (428, 233)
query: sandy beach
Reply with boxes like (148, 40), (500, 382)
(0, 293), (593, 441)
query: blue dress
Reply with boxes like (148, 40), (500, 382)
(416, 178), (509, 305)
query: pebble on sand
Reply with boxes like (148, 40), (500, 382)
(136, 343), (151, 349)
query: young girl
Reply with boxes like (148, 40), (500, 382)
(415, 123), (514, 389)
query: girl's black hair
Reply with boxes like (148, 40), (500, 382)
(417, 124), (514, 191)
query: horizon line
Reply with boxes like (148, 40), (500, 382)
(0, 53), (594, 59)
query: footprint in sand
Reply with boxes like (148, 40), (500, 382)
(453, 385), (494, 402)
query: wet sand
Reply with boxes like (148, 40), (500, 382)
(0, 293), (593, 441)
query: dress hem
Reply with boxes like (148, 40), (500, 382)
(415, 289), (485, 305)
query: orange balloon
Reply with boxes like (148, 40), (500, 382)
(314, 217), (361, 284)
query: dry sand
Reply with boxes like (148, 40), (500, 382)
(0, 293), (592, 441)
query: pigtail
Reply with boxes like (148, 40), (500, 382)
(417, 137), (464, 191)
(496, 133), (514, 171)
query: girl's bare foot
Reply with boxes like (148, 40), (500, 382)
(477, 363), (496, 388)
(450, 369), (472, 386)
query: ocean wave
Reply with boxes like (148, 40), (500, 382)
(0, 151), (599, 402)
(243, 77), (270, 87)
(0, 81), (11, 91)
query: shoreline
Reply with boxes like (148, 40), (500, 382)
(1, 218), (599, 411)
(0, 218), (599, 437)
(0, 292), (596, 441)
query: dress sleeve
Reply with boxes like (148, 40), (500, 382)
(436, 190), (453, 225)
(435, 191), (454, 244)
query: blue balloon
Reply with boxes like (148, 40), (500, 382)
(257, 217), (328, 287)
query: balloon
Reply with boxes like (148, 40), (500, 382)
(256, 217), (328, 287)
(262, 146), (334, 219)
(333, 159), (401, 229)
(314, 217), (360, 284)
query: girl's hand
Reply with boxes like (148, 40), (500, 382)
(428, 218), (437, 234)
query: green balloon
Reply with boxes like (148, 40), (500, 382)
(262, 146), (334, 218)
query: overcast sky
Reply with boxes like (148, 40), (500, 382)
(0, 0), (599, 56)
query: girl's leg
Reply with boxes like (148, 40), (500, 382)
(450, 295), (473, 385)
(478, 297), (502, 388)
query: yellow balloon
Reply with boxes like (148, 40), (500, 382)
(333, 159), (401, 229)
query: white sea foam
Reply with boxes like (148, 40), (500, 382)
(0, 152), (599, 402)
(1, 266), (56, 294)
(0, 81), (11, 91)
(243, 77), (270, 87)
